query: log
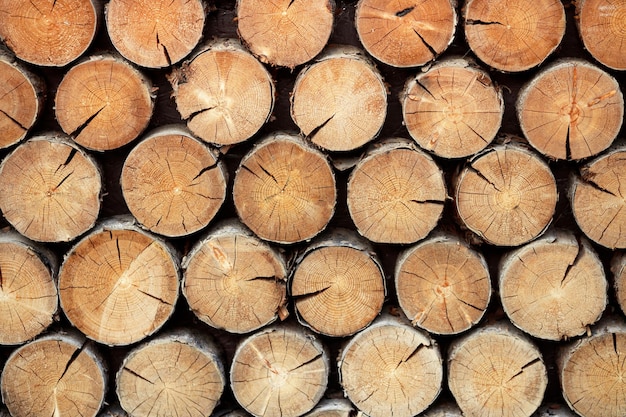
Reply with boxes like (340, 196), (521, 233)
(116, 329), (225, 417)
(236, 0), (335, 69)
(576, 0), (626, 71)
(290, 228), (386, 337)
(611, 253), (626, 317)
(1, 332), (107, 417)
(401, 57), (504, 159)
(463, 0), (565, 72)
(448, 322), (548, 417)
(303, 399), (355, 417)
(570, 146), (626, 249)
(0, 231), (58, 345)
(517, 59), (624, 160)
(395, 232), (491, 335)
(105, 0), (206, 68)
(0, 48), (45, 149)
(0, 0), (102, 66)
(58, 216), (180, 346)
(558, 317), (626, 417)
(290, 45), (387, 152)
(354, 0), (457, 68)
(338, 311), (443, 417)
(182, 219), (288, 334)
(454, 138), (557, 246)
(232, 132), (336, 244)
(499, 231), (607, 341)
(169, 38), (275, 147)
(0, 133), (102, 242)
(55, 54), (155, 151)
(421, 403), (463, 417)
(121, 125), (228, 237)
(230, 324), (329, 417)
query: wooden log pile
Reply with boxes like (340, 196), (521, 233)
(0, 0), (625, 416)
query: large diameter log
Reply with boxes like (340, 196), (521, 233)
(106, 0), (206, 68)
(1, 332), (107, 417)
(55, 54), (154, 151)
(517, 59), (624, 160)
(558, 317), (626, 417)
(570, 146), (626, 249)
(290, 229), (386, 337)
(0, 0), (101, 66)
(611, 253), (626, 316)
(230, 324), (329, 417)
(347, 138), (446, 244)
(182, 219), (288, 334)
(0, 48), (45, 149)
(0, 133), (102, 242)
(395, 232), (491, 335)
(355, 0), (456, 68)
(401, 58), (503, 159)
(338, 312), (443, 417)
(121, 125), (228, 237)
(236, 0), (334, 69)
(59, 217), (179, 346)
(576, 0), (626, 71)
(463, 0), (565, 72)
(169, 39), (275, 146)
(0, 231), (57, 345)
(454, 139), (557, 246)
(233, 132), (336, 244)
(116, 329), (225, 417)
(499, 231), (607, 341)
(290, 45), (387, 152)
(448, 323), (548, 417)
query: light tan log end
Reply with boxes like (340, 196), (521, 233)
(576, 0), (626, 71)
(612, 252), (626, 317)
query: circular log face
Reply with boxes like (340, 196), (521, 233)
(55, 56), (154, 151)
(614, 254), (626, 316)
(59, 227), (179, 346)
(0, 59), (40, 149)
(0, 137), (101, 242)
(106, 0), (205, 68)
(518, 60), (623, 160)
(237, 0), (334, 68)
(0, 0), (98, 66)
(355, 0), (456, 67)
(464, 0), (565, 72)
(577, 0), (626, 70)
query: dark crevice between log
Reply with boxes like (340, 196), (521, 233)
(413, 29), (437, 57)
(561, 237), (583, 287)
(58, 339), (87, 382)
(55, 148), (77, 174)
(124, 367), (155, 385)
(468, 163), (501, 191)
(395, 6), (414, 17)
(307, 114), (335, 140)
(137, 289), (172, 305)
(289, 352), (323, 372)
(466, 19), (503, 26)
(507, 357), (541, 382)
(70, 106), (105, 138)
(0, 108), (28, 131)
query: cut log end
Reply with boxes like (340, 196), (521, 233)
(577, 0), (626, 71)
(612, 253), (626, 317)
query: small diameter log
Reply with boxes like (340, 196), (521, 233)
(570, 146), (626, 249)
(169, 39), (275, 146)
(0, 231), (57, 345)
(611, 253), (626, 316)
(59, 217), (179, 346)
(454, 139), (558, 246)
(518, 59), (624, 160)
(448, 323), (548, 417)
(0, 0), (101, 66)
(463, 0), (565, 72)
(1, 332), (107, 417)
(0, 133), (102, 242)
(304, 399), (355, 417)
(290, 229), (386, 337)
(182, 219), (288, 334)
(401, 58), (503, 159)
(338, 312), (443, 417)
(532, 405), (577, 417)
(106, 0), (205, 68)
(576, 0), (626, 71)
(0, 49), (45, 149)
(499, 231), (607, 341)
(558, 317), (626, 417)
(347, 138), (446, 243)
(230, 325), (330, 417)
(233, 132), (336, 244)
(121, 125), (228, 237)
(290, 45), (387, 152)
(236, 0), (334, 69)
(55, 55), (154, 151)
(395, 233), (491, 335)
(116, 329), (225, 417)
(422, 403), (463, 417)
(355, 0), (456, 68)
